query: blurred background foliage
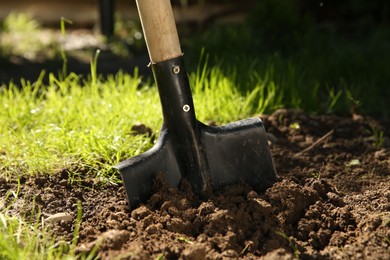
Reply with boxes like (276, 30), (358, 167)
(182, 0), (390, 116)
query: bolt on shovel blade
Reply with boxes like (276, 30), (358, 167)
(115, 119), (277, 209)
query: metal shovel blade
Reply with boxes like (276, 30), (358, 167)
(115, 118), (276, 209)
(115, 0), (277, 209)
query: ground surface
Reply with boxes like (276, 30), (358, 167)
(1, 109), (389, 259)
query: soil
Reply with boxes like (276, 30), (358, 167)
(1, 109), (389, 259)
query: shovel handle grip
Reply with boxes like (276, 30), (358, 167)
(135, 0), (182, 63)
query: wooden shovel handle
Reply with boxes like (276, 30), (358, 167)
(135, 0), (182, 63)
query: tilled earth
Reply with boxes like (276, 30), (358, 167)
(1, 109), (389, 259)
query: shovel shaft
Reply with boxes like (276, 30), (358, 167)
(135, 0), (182, 63)
(136, 0), (211, 193)
(153, 57), (211, 194)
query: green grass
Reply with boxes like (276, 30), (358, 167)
(185, 41), (389, 117)
(0, 210), (67, 260)
(1, 61), (279, 182)
(0, 186), (97, 260)
(1, 69), (154, 180)
(183, 14), (390, 117)
(0, 186), (57, 259)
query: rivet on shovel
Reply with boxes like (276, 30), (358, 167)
(173, 66), (181, 74)
(115, 0), (278, 209)
(183, 105), (190, 112)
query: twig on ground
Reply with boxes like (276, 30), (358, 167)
(297, 129), (334, 155)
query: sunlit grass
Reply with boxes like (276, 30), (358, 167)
(0, 186), (97, 260)
(0, 69), (158, 180)
(0, 186), (56, 259)
(0, 210), (64, 260)
(1, 60), (281, 181)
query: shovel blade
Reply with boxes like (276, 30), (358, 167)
(201, 117), (277, 191)
(115, 128), (181, 208)
(116, 118), (276, 209)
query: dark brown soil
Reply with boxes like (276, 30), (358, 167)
(1, 109), (389, 259)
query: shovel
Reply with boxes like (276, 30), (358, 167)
(115, 0), (277, 208)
